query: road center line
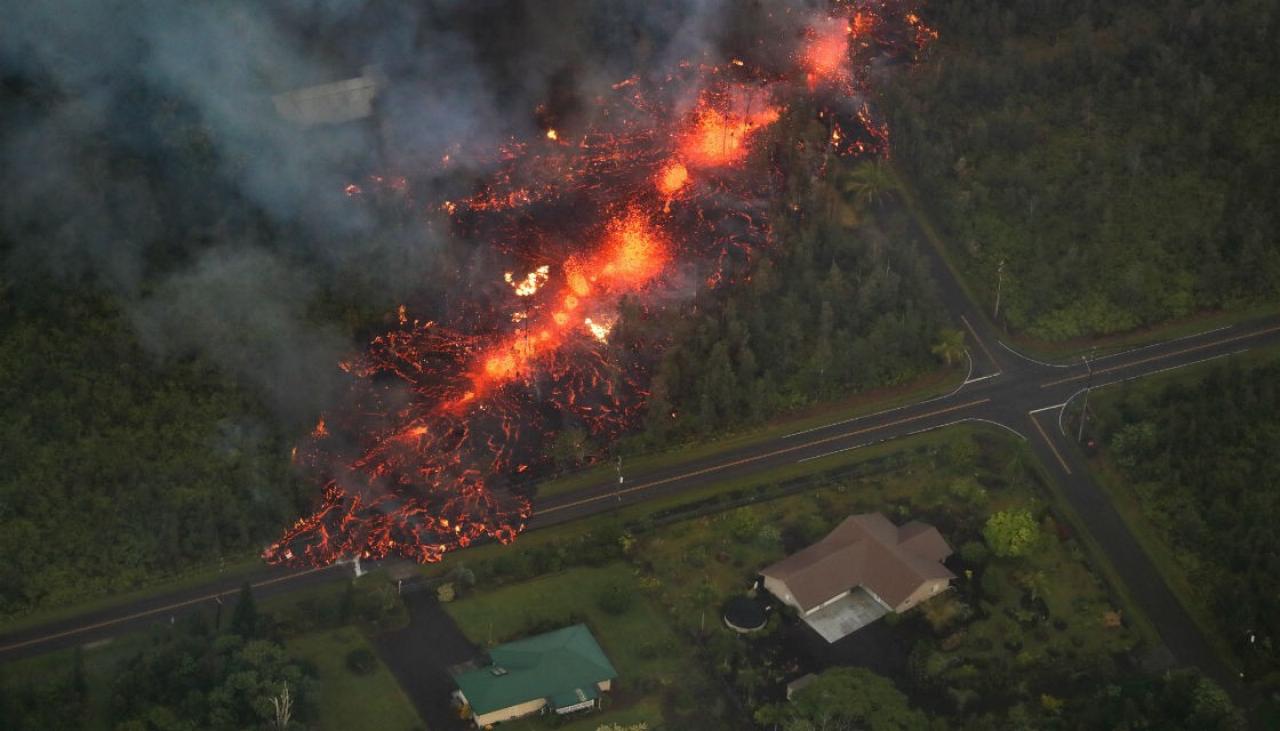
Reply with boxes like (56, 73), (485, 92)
(0, 563), (341, 654)
(1027, 411), (1072, 474)
(960, 314), (999, 373)
(1040, 324), (1280, 388)
(536, 398), (990, 516)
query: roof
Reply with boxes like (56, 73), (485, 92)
(761, 513), (955, 611)
(454, 624), (617, 715)
(272, 66), (383, 126)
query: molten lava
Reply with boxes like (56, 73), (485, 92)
(678, 90), (781, 169)
(267, 2), (937, 568)
(803, 17), (853, 89)
(657, 160), (689, 197)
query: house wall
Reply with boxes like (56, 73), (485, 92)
(473, 697), (547, 727)
(893, 578), (951, 612)
(763, 576), (803, 611)
(598, 679), (612, 693)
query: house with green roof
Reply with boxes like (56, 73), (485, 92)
(452, 623), (618, 727)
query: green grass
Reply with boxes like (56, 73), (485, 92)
(533, 365), (964, 499)
(891, 165), (1280, 362)
(1003, 301), (1280, 363)
(422, 425), (977, 580)
(2, 363), (962, 641)
(443, 564), (685, 730)
(289, 627), (425, 731)
(430, 426), (1142, 727)
(0, 552), (263, 636)
(444, 564), (685, 686)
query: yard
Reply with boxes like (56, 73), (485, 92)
(290, 627), (425, 731)
(427, 427), (1142, 728)
(442, 563), (727, 730)
(627, 428), (1139, 724)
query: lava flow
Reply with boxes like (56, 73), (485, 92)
(267, 1), (936, 568)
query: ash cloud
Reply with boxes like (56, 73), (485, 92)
(0, 0), (737, 422)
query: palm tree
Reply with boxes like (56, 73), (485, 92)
(841, 159), (898, 211)
(931, 328), (966, 367)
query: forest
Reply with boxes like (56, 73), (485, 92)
(885, 0), (1280, 339)
(611, 113), (948, 453)
(1097, 358), (1280, 682)
(0, 8), (947, 619)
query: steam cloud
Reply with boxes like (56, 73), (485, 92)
(0, 0), (749, 422)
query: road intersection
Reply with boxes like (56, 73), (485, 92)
(3, 231), (1277, 701)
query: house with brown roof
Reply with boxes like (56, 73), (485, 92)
(760, 513), (955, 642)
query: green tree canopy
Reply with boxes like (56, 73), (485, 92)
(782, 667), (928, 731)
(982, 509), (1040, 558)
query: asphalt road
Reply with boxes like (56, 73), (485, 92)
(3, 220), (1277, 701)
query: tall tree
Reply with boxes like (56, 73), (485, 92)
(229, 582), (259, 639)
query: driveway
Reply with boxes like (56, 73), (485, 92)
(374, 582), (482, 731)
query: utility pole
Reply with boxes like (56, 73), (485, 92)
(993, 258), (1005, 321)
(1077, 350), (1095, 443)
(614, 455), (624, 503)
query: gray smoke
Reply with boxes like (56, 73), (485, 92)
(0, 0), (736, 422)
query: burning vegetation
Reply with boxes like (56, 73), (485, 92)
(266, 1), (935, 568)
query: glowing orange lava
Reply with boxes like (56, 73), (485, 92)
(657, 160), (689, 196)
(678, 90), (781, 168)
(464, 209), (669, 401)
(267, 1), (937, 570)
(803, 17), (852, 89)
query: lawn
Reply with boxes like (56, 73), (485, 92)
(434, 427), (1141, 727)
(444, 564), (685, 698)
(289, 627), (425, 731)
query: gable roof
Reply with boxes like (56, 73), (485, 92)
(454, 624), (617, 715)
(761, 513), (955, 611)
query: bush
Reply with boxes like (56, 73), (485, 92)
(596, 583), (634, 616)
(983, 509), (1040, 558)
(436, 582), (456, 603)
(345, 648), (377, 675)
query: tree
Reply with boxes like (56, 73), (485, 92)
(983, 509), (1040, 558)
(777, 667), (929, 731)
(550, 426), (590, 471)
(930, 328), (966, 367)
(841, 160), (899, 211)
(229, 582), (259, 638)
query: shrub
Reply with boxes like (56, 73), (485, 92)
(983, 509), (1040, 558)
(437, 582), (456, 603)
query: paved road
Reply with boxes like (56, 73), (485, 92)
(3, 222), (1277, 702)
(4, 313), (1276, 680)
